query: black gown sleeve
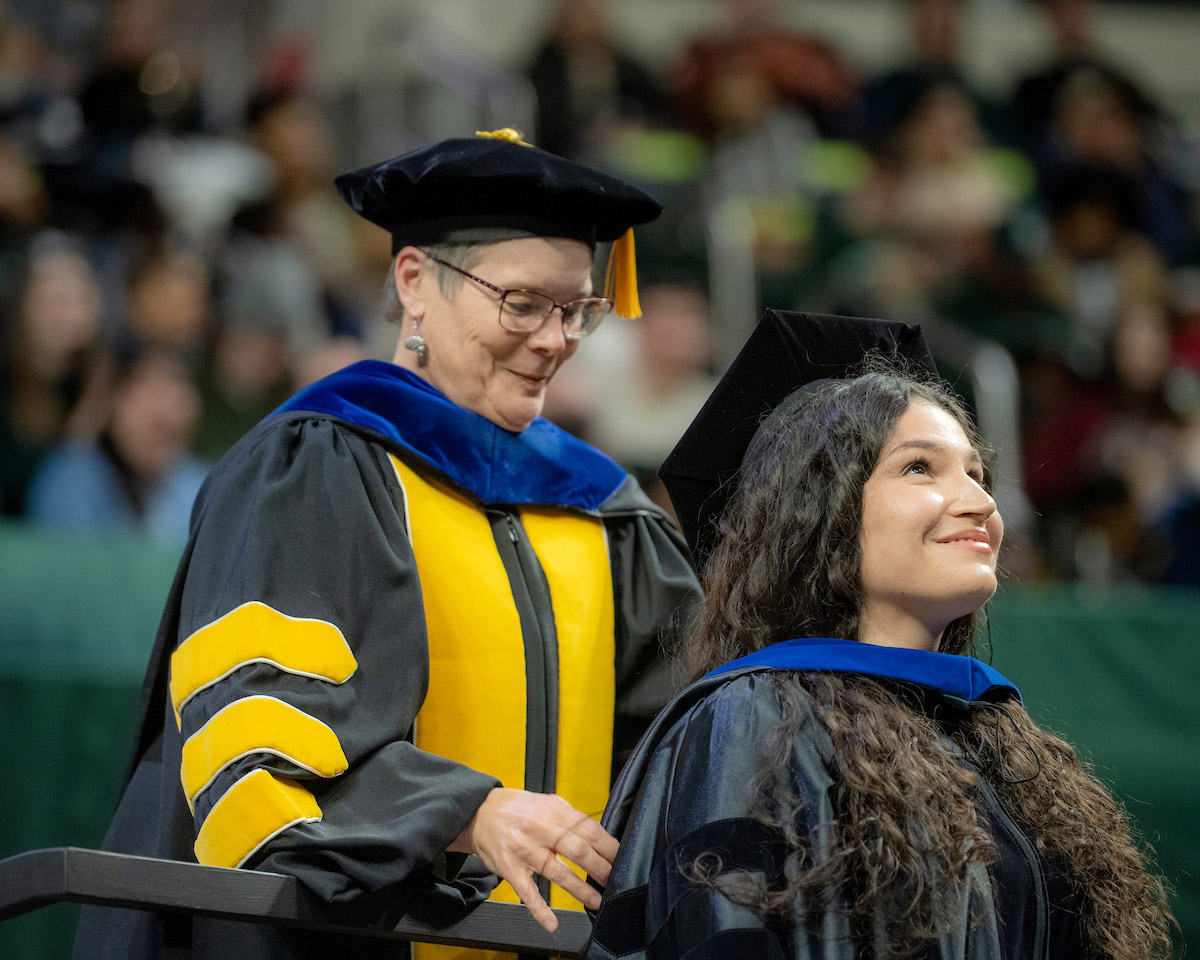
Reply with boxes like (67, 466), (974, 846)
(603, 476), (703, 777)
(172, 416), (499, 907)
(585, 672), (857, 960)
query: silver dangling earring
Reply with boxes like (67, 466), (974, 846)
(404, 315), (427, 359)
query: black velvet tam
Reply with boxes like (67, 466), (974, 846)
(659, 310), (936, 570)
(335, 137), (662, 253)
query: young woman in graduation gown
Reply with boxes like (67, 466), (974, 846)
(585, 313), (1174, 960)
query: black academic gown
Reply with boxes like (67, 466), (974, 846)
(72, 360), (700, 960)
(584, 639), (1094, 960)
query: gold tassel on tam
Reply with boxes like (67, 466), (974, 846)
(605, 228), (642, 319)
(474, 128), (534, 147)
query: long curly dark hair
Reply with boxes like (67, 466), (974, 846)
(686, 368), (1174, 958)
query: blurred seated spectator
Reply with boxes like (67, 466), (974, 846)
(26, 343), (209, 544)
(1099, 301), (1188, 515)
(1022, 299), (1191, 580)
(42, 0), (200, 241)
(1039, 69), (1196, 267)
(849, 83), (1016, 243)
(668, 0), (861, 277)
(216, 226), (327, 366)
(0, 236), (105, 515)
(190, 316), (291, 463)
(859, 0), (1012, 149)
(819, 82), (1024, 328)
(698, 43), (820, 271)
(122, 244), (212, 360)
(1011, 0), (1159, 158)
(671, 0), (861, 141)
(526, 0), (673, 162)
(191, 325), (370, 463)
(77, 0), (200, 150)
(227, 87), (382, 344)
(1034, 163), (1167, 374)
(587, 282), (718, 515)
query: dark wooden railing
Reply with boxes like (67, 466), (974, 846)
(0, 847), (590, 957)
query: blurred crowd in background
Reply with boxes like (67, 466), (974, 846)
(1, 0), (1199, 586)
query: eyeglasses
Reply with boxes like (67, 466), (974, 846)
(422, 252), (614, 339)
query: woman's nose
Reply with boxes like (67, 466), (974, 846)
(952, 473), (997, 521)
(526, 308), (569, 354)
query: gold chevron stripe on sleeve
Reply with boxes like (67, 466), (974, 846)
(180, 696), (348, 807)
(194, 769), (321, 869)
(170, 601), (358, 725)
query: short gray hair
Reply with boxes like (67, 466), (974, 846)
(380, 242), (501, 327)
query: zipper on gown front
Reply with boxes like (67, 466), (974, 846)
(489, 508), (559, 904)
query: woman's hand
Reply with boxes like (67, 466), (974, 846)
(448, 787), (618, 931)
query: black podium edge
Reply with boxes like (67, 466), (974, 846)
(0, 847), (591, 956)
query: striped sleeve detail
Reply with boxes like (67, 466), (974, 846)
(180, 696), (348, 808)
(169, 601), (358, 725)
(194, 769), (321, 869)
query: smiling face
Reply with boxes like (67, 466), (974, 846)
(858, 400), (1003, 650)
(392, 237), (591, 432)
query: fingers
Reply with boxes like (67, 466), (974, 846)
(536, 852), (602, 911)
(464, 788), (619, 919)
(550, 823), (615, 887)
(508, 871), (558, 933)
(584, 817), (620, 864)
